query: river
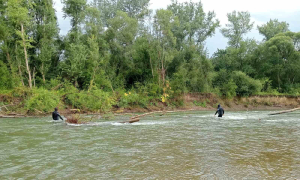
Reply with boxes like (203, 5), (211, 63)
(1, 111), (300, 179)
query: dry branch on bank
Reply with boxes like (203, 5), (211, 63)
(269, 107), (300, 115)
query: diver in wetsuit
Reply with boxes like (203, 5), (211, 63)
(52, 107), (64, 120)
(215, 104), (225, 117)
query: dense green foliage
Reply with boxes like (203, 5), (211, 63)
(1, 0), (300, 113)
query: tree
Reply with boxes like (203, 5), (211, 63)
(168, 0), (219, 48)
(7, 0), (34, 88)
(258, 19), (289, 41)
(153, 9), (179, 86)
(96, 0), (150, 26)
(264, 35), (295, 91)
(62, 0), (87, 40)
(221, 11), (254, 48)
(33, 0), (59, 84)
(84, 6), (106, 90)
(61, 41), (88, 87)
(105, 11), (138, 88)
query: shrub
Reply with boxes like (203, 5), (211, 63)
(213, 69), (237, 98)
(0, 60), (14, 90)
(231, 71), (262, 97)
(193, 100), (207, 107)
(118, 90), (149, 108)
(65, 89), (115, 112)
(25, 88), (60, 113)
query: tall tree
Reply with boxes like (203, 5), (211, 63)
(84, 6), (106, 90)
(168, 0), (219, 49)
(221, 11), (254, 48)
(62, 0), (87, 40)
(258, 19), (289, 41)
(153, 9), (179, 86)
(33, 0), (59, 84)
(105, 11), (138, 88)
(7, 0), (34, 88)
(264, 35), (295, 91)
(96, 0), (150, 26)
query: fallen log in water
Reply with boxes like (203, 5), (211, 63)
(119, 118), (140, 124)
(269, 107), (300, 115)
(0, 114), (29, 118)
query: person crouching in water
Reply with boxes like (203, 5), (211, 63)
(52, 107), (64, 120)
(215, 104), (225, 117)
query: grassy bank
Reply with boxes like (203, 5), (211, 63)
(1, 86), (299, 116)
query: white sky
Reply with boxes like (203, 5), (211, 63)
(54, 0), (300, 56)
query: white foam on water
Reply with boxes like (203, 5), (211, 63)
(111, 121), (169, 126)
(48, 120), (64, 123)
(193, 115), (213, 118)
(224, 116), (248, 120)
(131, 121), (169, 126)
(66, 123), (82, 127)
(111, 122), (125, 126)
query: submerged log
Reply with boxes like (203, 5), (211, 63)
(119, 118), (140, 124)
(269, 107), (300, 115)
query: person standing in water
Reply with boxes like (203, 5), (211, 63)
(52, 107), (64, 120)
(215, 104), (225, 117)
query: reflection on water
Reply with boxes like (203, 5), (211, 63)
(0, 111), (300, 179)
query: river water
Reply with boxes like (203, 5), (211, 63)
(1, 111), (300, 179)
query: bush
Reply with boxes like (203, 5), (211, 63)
(212, 69), (237, 98)
(118, 90), (149, 108)
(0, 60), (14, 90)
(65, 89), (115, 112)
(231, 71), (262, 96)
(25, 88), (60, 113)
(193, 100), (207, 107)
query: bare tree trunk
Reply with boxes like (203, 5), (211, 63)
(161, 45), (165, 86)
(32, 67), (36, 88)
(41, 63), (46, 84)
(88, 67), (97, 92)
(269, 107), (300, 115)
(6, 52), (14, 73)
(149, 56), (154, 80)
(18, 63), (24, 86)
(161, 58), (165, 86)
(21, 23), (32, 89)
(278, 70), (280, 91)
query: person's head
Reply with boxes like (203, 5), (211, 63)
(218, 104), (221, 108)
(54, 107), (58, 111)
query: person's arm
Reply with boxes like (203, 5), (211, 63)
(215, 110), (218, 115)
(58, 113), (64, 120)
(223, 109), (225, 115)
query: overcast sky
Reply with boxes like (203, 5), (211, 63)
(53, 0), (300, 56)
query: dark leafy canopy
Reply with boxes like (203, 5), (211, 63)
(0, 0), (300, 98)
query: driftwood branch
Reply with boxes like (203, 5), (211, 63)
(51, 84), (62, 91)
(0, 104), (15, 111)
(119, 118), (140, 124)
(0, 114), (31, 118)
(269, 107), (300, 115)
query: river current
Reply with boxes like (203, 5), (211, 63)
(1, 111), (300, 179)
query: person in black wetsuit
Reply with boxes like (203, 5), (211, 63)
(215, 104), (225, 117)
(52, 107), (64, 120)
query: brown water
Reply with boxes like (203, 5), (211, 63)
(1, 111), (300, 179)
